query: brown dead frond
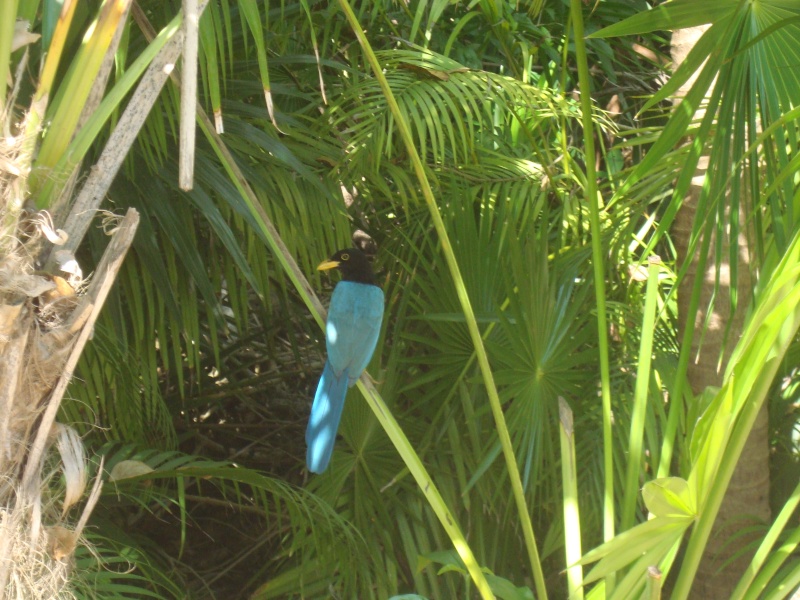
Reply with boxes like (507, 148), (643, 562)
(0, 128), (127, 599)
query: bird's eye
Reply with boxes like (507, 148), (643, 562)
(340, 253), (350, 261)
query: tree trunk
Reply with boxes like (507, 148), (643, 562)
(670, 26), (771, 600)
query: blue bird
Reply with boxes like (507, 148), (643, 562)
(306, 248), (384, 474)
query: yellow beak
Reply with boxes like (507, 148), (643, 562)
(317, 259), (340, 271)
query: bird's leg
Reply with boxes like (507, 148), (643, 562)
(362, 371), (383, 386)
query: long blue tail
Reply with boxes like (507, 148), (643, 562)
(305, 361), (348, 473)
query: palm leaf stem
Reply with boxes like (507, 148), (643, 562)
(336, 0), (547, 598)
(569, 0), (616, 579)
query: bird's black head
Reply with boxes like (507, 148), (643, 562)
(317, 247), (377, 285)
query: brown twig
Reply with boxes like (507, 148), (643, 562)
(21, 209), (140, 500)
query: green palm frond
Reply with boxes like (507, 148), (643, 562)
(596, 0), (800, 268)
(92, 443), (370, 596)
(72, 530), (185, 599)
(63, 325), (176, 448)
(14, 0), (715, 598)
(491, 232), (597, 492)
(330, 48), (591, 179)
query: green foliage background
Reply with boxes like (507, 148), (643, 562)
(3, 0), (799, 598)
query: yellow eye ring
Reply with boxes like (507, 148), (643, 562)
(340, 253), (350, 261)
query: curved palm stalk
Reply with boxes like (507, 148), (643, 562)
(569, 0), (615, 559)
(336, 0), (548, 598)
(180, 73), (500, 596)
(138, 3), (519, 594)
(621, 257), (660, 532)
(559, 397), (584, 600)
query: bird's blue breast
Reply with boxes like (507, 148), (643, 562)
(326, 281), (384, 386)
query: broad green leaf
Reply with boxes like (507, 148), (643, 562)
(642, 477), (696, 518)
(608, 534), (678, 600)
(577, 515), (693, 584)
(688, 378), (736, 501)
(485, 573), (535, 600)
(418, 549), (464, 574)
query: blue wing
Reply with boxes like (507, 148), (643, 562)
(326, 282), (384, 386)
(306, 282), (384, 473)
